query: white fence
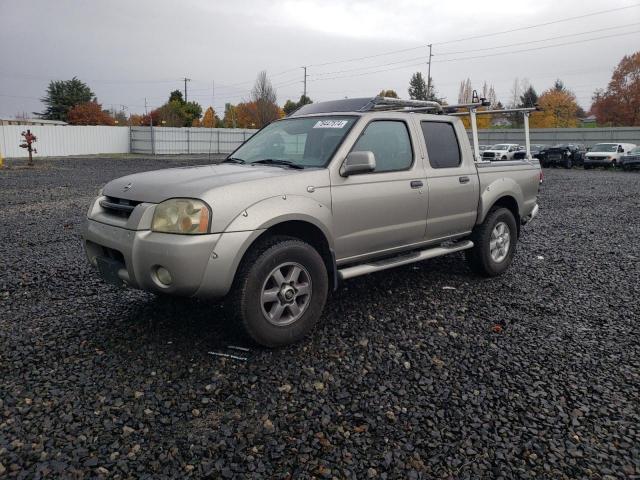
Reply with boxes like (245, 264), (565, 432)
(468, 127), (640, 146)
(130, 127), (257, 154)
(2, 124), (639, 159)
(0, 125), (129, 158)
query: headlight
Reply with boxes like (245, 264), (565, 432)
(152, 198), (210, 234)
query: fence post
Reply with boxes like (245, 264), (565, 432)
(217, 130), (220, 154)
(187, 129), (190, 154)
(150, 126), (155, 155)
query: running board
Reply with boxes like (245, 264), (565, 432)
(338, 240), (474, 280)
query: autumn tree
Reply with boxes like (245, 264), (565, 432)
(67, 101), (115, 125)
(128, 114), (145, 126)
(40, 77), (95, 121)
(199, 107), (218, 127)
(591, 51), (640, 126)
(378, 89), (398, 98)
(236, 101), (259, 128)
(251, 71), (279, 127)
(530, 87), (580, 128)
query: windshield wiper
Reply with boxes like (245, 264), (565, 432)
(251, 159), (304, 169)
(223, 157), (245, 164)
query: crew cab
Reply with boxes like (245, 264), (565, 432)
(481, 144), (520, 161)
(83, 97), (540, 347)
(584, 143), (637, 169)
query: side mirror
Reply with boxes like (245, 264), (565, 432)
(618, 146), (624, 153)
(341, 151), (376, 176)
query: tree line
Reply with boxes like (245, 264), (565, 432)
(37, 50), (639, 128)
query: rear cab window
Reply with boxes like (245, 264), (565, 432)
(420, 121), (462, 169)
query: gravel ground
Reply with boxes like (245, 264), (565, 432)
(1, 158), (639, 479)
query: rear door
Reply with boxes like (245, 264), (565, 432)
(419, 119), (480, 241)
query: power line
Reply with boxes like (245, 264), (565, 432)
(433, 30), (640, 63)
(434, 3), (640, 45)
(301, 4), (640, 68)
(436, 22), (640, 56)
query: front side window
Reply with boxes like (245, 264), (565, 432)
(230, 116), (357, 168)
(421, 121), (462, 169)
(350, 120), (413, 172)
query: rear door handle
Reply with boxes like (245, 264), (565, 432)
(459, 176), (470, 184)
(410, 180), (423, 189)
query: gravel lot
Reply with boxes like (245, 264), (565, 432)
(1, 157), (639, 479)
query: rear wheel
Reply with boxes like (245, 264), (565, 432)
(466, 207), (517, 277)
(228, 235), (328, 347)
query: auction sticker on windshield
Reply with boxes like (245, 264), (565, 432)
(313, 120), (348, 129)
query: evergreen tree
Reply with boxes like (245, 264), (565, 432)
(40, 77), (95, 121)
(408, 72), (428, 100)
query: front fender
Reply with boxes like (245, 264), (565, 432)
(224, 194), (334, 247)
(477, 177), (524, 224)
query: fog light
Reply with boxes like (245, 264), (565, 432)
(156, 266), (172, 286)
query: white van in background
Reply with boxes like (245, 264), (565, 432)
(584, 143), (637, 169)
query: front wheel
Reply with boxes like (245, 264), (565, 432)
(228, 235), (328, 347)
(564, 157), (573, 169)
(466, 207), (517, 277)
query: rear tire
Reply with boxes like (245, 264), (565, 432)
(466, 207), (517, 277)
(228, 235), (328, 347)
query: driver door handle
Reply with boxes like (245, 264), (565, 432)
(459, 176), (470, 184)
(410, 180), (423, 189)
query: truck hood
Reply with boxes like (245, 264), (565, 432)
(102, 163), (319, 203)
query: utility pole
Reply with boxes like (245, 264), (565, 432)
(183, 77), (191, 102)
(427, 44), (433, 100)
(302, 66), (307, 99)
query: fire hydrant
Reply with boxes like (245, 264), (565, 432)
(20, 129), (37, 166)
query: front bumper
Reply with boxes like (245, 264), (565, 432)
(83, 219), (261, 299)
(584, 158), (614, 166)
(621, 158), (640, 169)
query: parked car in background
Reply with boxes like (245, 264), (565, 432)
(539, 144), (586, 169)
(620, 146), (640, 171)
(513, 144), (548, 160)
(584, 143), (637, 169)
(482, 144), (520, 161)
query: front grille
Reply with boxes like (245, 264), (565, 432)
(99, 196), (142, 218)
(548, 153), (562, 161)
(482, 152), (495, 159)
(588, 156), (607, 161)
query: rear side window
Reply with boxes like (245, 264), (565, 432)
(421, 121), (461, 169)
(351, 120), (413, 172)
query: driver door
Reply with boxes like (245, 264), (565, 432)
(330, 118), (428, 262)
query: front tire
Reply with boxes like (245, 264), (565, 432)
(564, 157), (573, 169)
(466, 207), (517, 277)
(228, 235), (328, 347)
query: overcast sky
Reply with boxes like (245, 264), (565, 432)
(1, 0), (639, 118)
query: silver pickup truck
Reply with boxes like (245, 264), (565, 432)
(83, 97), (540, 347)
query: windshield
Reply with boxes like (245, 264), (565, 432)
(230, 116), (357, 168)
(491, 144), (510, 150)
(627, 147), (640, 155)
(531, 144), (546, 150)
(591, 143), (618, 152)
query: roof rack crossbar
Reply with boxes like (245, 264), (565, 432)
(449, 106), (539, 116)
(368, 96), (443, 113)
